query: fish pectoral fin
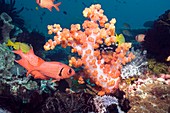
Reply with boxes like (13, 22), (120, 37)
(26, 69), (35, 76)
(32, 71), (49, 79)
(26, 69), (36, 77)
(52, 80), (57, 82)
(52, 79), (60, 82)
(34, 73), (46, 79)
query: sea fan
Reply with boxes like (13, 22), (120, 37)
(41, 92), (95, 113)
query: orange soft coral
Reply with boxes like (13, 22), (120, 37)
(44, 4), (135, 95)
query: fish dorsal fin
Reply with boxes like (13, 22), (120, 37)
(27, 48), (38, 66)
(29, 48), (35, 54)
(26, 48), (44, 66)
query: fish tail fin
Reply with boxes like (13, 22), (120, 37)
(6, 39), (14, 47)
(54, 2), (61, 11)
(115, 34), (119, 42)
(118, 34), (125, 45)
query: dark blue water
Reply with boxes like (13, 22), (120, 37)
(15, 0), (170, 36)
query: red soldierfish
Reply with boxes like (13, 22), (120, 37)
(13, 48), (75, 81)
(36, 0), (61, 11)
(27, 62), (75, 81)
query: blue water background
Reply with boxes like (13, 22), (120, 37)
(15, 0), (170, 37)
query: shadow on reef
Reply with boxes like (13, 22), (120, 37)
(142, 10), (170, 62)
(0, 79), (131, 113)
(0, 0), (24, 29)
(16, 29), (46, 58)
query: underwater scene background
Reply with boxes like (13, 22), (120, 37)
(15, 0), (170, 35)
(0, 0), (170, 113)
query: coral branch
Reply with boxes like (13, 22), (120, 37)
(44, 4), (135, 95)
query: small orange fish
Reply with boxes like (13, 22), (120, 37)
(123, 23), (131, 29)
(135, 34), (145, 42)
(36, 0), (61, 11)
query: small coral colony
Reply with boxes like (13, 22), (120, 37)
(0, 0), (170, 113)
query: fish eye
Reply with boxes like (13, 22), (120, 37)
(68, 68), (72, 74)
